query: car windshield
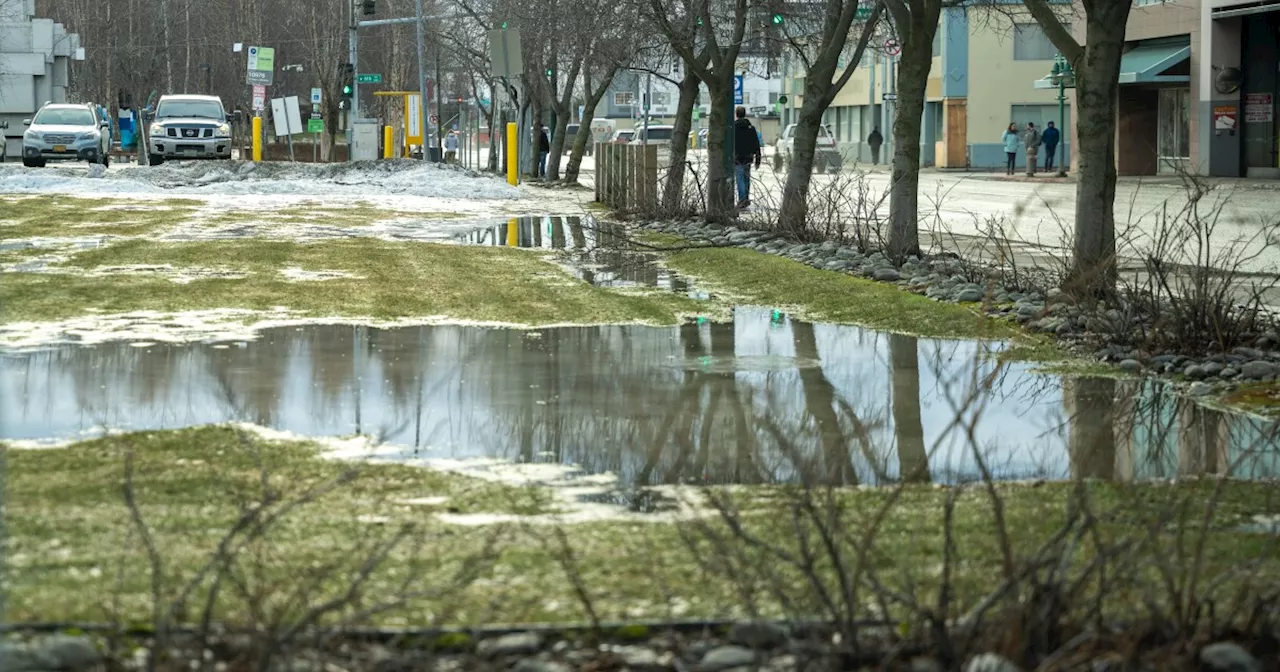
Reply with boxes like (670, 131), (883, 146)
(34, 108), (94, 126)
(566, 125), (579, 135)
(642, 128), (673, 140)
(617, 132), (634, 140)
(156, 100), (225, 120)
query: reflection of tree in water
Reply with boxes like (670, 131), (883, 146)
(889, 334), (930, 484)
(302, 326), (360, 428)
(204, 333), (294, 426)
(1064, 377), (1116, 481)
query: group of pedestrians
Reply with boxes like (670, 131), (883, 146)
(1002, 120), (1060, 176)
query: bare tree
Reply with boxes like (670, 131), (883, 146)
(1022, 0), (1131, 295)
(774, 0), (883, 234)
(648, 0), (753, 217)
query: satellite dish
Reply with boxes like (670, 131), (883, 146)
(1215, 66), (1242, 95)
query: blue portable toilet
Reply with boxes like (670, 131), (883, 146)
(118, 107), (136, 152)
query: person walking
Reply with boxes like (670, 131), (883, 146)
(732, 106), (762, 209)
(1002, 123), (1019, 176)
(867, 127), (883, 165)
(537, 126), (551, 178)
(444, 131), (458, 164)
(1023, 122), (1042, 177)
(1041, 120), (1060, 173)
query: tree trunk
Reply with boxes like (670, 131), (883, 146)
(704, 81), (734, 219)
(887, 11), (937, 261)
(1070, 17), (1126, 295)
(777, 99), (824, 236)
(1066, 377), (1116, 480)
(492, 106), (504, 173)
(663, 71), (701, 213)
(547, 105), (569, 180)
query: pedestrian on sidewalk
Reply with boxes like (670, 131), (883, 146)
(444, 131), (458, 164)
(868, 127), (883, 165)
(1023, 122), (1041, 177)
(733, 106), (762, 209)
(1002, 123), (1019, 175)
(1042, 121), (1060, 172)
(537, 126), (550, 178)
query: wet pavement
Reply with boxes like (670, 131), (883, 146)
(3, 306), (1277, 485)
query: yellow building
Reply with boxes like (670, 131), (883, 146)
(780, 6), (1074, 170)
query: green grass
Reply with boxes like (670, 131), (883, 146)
(665, 247), (1017, 340)
(0, 195), (199, 238)
(198, 202), (467, 229)
(1, 238), (706, 325)
(6, 427), (1277, 626)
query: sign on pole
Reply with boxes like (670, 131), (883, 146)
(270, 96), (304, 137)
(488, 28), (525, 80)
(357, 73), (383, 84)
(733, 76), (744, 105)
(406, 93), (424, 146)
(884, 39), (901, 57)
(307, 118), (325, 134)
(246, 46), (275, 85)
(310, 88), (322, 105)
(855, 2), (872, 19)
(252, 85), (267, 111)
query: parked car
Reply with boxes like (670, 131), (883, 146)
(563, 123), (593, 156)
(0, 121), (7, 162)
(589, 118), (617, 149)
(610, 129), (635, 144)
(147, 94), (233, 165)
(629, 125), (675, 145)
(775, 122), (842, 173)
(21, 103), (112, 168)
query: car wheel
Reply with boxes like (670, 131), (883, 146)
(23, 158), (43, 168)
(148, 154), (165, 166)
(815, 157), (827, 173)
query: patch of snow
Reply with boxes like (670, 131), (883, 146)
(279, 267), (361, 282)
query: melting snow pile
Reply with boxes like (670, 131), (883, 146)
(0, 160), (520, 200)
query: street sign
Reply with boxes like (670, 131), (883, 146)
(884, 38), (901, 56)
(430, 113), (440, 125)
(488, 28), (525, 80)
(406, 93), (423, 145)
(883, 92), (898, 101)
(733, 75), (744, 105)
(311, 88), (322, 105)
(357, 73), (382, 84)
(252, 84), (267, 111)
(307, 118), (325, 134)
(246, 46), (275, 85)
(855, 2), (872, 19)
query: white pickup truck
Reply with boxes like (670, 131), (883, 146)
(775, 123), (842, 174)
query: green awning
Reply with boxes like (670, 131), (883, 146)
(1118, 42), (1190, 84)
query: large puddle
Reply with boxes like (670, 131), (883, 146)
(3, 307), (1277, 485)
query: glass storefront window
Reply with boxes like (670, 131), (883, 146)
(1158, 87), (1191, 168)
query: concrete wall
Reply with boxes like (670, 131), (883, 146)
(0, 3), (80, 160)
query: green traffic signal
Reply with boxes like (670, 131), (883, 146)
(771, 13), (784, 25)
(501, 21), (508, 29)
(545, 68), (554, 77)
(342, 84), (353, 96)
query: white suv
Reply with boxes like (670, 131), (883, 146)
(21, 103), (111, 168)
(775, 123), (842, 173)
(147, 95), (233, 165)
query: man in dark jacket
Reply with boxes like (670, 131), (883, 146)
(733, 106), (762, 208)
(537, 126), (551, 178)
(867, 127), (883, 165)
(1041, 120), (1061, 172)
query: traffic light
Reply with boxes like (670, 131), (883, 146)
(770, 12), (784, 25)
(340, 62), (355, 103)
(362, 0), (376, 15)
(545, 68), (554, 77)
(500, 20), (509, 29)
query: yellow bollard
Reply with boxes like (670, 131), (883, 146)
(251, 116), (262, 162)
(506, 122), (518, 186)
(383, 126), (394, 159)
(506, 218), (518, 247)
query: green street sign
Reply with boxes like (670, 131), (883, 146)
(356, 73), (382, 84)
(307, 118), (324, 133)
(855, 4), (872, 19)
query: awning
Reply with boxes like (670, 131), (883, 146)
(1117, 42), (1190, 84)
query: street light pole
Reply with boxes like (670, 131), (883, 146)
(1051, 53), (1074, 178)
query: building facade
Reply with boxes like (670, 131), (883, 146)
(778, 6), (1073, 170)
(0, 0), (82, 161)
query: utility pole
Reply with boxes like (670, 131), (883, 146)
(434, 35), (444, 162)
(643, 72), (651, 145)
(414, 0), (429, 159)
(348, 0), (359, 147)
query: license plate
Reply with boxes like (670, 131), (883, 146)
(52, 145), (66, 153)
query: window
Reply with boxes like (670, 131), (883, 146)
(1013, 23), (1057, 61)
(1010, 104), (1070, 139)
(613, 91), (636, 106)
(155, 100), (225, 120)
(651, 92), (670, 106)
(640, 127), (674, 141)
(769, 91), (779, 104)
(1135, 0), (1166, 5)
(34, 107), (95, 126)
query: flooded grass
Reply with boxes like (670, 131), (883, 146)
(666, 247), (1017, 341)
(0, 238), (708, 325)
(6, 426), (1279, 626)
(0, 195), (200, 238)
